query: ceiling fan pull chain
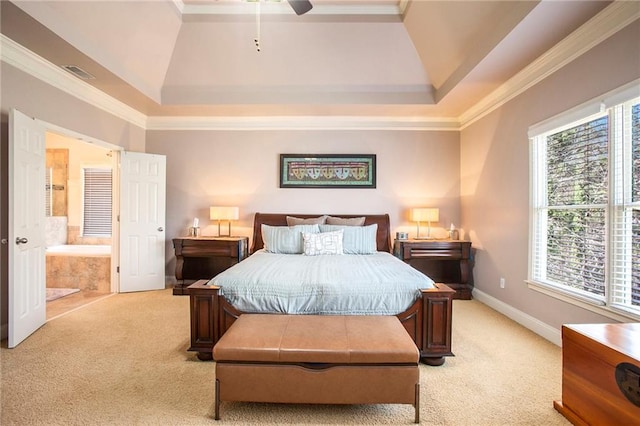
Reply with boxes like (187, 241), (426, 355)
(254, 1), (261, 52)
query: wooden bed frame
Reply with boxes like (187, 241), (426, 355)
(188, 213), (454, 365)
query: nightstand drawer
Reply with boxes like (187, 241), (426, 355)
(181, 244), (238, 257)
(394, 239), (473, 300)
(172, 237), (248, 295)
(406, 248), (463, 259)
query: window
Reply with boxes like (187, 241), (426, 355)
(529, 84), (640, 321)
(83, 167), (112, 236)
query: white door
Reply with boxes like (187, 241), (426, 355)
(119, 151), (166, 292)
(8, 109), (46, 348)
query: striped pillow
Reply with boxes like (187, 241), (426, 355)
(319, 224), (378, 254)
(261, 224), (320, 254)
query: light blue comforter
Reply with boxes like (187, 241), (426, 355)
(209, 250), (435, 315)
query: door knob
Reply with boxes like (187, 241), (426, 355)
(157, 227), (164, 232)
(16, 237), (28, 245)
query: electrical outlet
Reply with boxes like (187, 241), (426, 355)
(500, 278), (506, 289)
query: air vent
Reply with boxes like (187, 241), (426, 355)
(61, 65), (95, 80)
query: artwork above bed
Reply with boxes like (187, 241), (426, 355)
(279, 154), (376, 188)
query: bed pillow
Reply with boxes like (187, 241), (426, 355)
(319, 224), (377, 254)
(302, 230), (344, 256)
(286, 215), (327, 226)
(261, 224), (320, 254)
(325, 216), (366, 226)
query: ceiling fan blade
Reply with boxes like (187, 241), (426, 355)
(287, 0), (313, 15)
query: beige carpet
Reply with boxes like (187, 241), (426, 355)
(0, 290), (569, 425)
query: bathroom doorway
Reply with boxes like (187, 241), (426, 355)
(44, 132), (115, 319)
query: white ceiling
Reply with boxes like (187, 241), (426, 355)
(1, 0), (614, 120)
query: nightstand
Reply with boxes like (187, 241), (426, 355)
(393, 239), (474, 300)
(172, 237), (248, 295)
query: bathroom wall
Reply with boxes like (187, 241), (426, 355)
(45, 148), (68, 217)
(46, 132), (113, 245)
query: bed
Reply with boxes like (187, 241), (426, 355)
(187, 213), (454, 365)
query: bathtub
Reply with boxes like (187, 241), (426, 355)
(46, 244), (111, 256)
(46, 245), (111, 292)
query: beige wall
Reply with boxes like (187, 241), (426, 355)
(460, 21), (640, 330)
(146, 129), (461, 272)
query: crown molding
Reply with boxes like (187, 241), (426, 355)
(459, 1), (640, 129)
(0, 34), (147, 129)
(146, 115), (460, 131)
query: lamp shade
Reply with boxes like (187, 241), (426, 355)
(210, 206), (239, 221)
(410, 208), (439, 222)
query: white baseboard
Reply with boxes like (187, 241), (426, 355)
(472, 289), (562, 346)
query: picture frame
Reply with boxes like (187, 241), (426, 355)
(279, 154), (376, 188)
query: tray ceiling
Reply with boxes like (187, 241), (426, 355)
(1, 0), (614, 120)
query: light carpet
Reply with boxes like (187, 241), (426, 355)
(46, 288), (80, 302)
(0, 289), (569, 425)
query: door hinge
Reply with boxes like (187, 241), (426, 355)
(117, 266), (120, 273)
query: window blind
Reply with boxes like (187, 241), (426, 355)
(83, 168), (112, 236)
(543, 116), (608, 298)
(610, 101), (640, 313)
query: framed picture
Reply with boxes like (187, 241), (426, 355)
(280, 154), (376, 188)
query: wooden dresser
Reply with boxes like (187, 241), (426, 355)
(393, 239), (473, 299)
(554, 323), (640, 425)
(172, 237), (248, 295)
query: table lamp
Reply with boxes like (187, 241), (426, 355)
(210, 206), (239, 237)
(411, 207), (439, 239)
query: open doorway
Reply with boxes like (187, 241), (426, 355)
(8, 109), (166, 347)
(44, 131), (117, 320)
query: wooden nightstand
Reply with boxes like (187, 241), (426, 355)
(172, 237), (248, 295)
(393, 239), (474, 300)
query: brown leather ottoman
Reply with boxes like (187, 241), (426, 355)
(213, 314), (420, 422)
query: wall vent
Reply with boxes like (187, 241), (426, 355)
(61, 65), (95, 80)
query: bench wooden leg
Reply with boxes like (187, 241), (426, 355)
(415, 383), (420, 423)
(215, 379), (220, 420)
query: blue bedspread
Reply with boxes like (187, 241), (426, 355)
(209, 250), (435, 315)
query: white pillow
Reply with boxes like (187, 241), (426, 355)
(262, 224), (320, 254)
(319, 224), (377, 254)
(302, 230), (344, 256)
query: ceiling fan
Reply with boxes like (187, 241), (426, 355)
(287, 0), (313, 15)
(247, 0), (313, 16)
(250, 0), (313, 51)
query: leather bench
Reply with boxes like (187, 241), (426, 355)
(213, 314), (420, 423)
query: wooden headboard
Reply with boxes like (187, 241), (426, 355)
(251, 213), (392, 254)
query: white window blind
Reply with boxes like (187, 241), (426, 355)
(609, 101), (640, 314)
(83, 168), (112, 236)
(529, 88), (640, 320)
